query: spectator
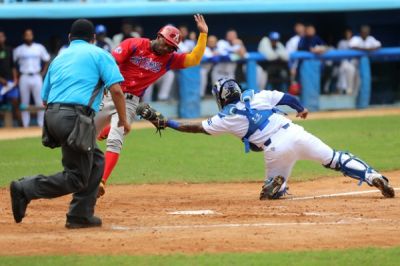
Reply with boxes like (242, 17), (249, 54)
(142, 71), (176, 102)
(298, 24), (327, 54)
(200, 35), (219, 97)
(337, 29), (358, 94)
(286, 22), (305, 55)
(349, 25), (381, 51)
(13, 29), (50, 128)
(178, 25), (196, 53)
(286, 23), (305, 94)
(133, 25), (144, 37)
(112, 19), (140, 49)
(211, 29), (246, 85)
(258, 31), (289, 91)
(0, 29), (21, 127)
(95, 24), (113, 53)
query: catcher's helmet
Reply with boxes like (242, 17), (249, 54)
(212, 78), (242, 110)
(158, 25), (181, 50)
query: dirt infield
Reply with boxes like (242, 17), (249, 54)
(1, 107), (399, 255)
(1, 171), (399, 255)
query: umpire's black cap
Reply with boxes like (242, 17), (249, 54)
(70, 19), (95, 42)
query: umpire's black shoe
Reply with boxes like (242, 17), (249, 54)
(10, 181), (30, 223)
(65, 215), (102, 229)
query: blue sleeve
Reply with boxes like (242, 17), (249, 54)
(312, 36), (325, 47)
(98, 50), (124, 89)
(41, 69), (51, 101)
(277, 93), (304, 112)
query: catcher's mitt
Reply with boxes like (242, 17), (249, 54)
(136, 102), (167, 136)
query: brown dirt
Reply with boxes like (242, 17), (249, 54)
(1, 171), (399, 255)
(1, 107), (399, 255)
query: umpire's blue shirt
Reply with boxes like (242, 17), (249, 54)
(41, 40), (123, 112)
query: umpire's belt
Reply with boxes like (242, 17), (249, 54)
(264, 123), (290, 147)
(47, 103), (94, 116)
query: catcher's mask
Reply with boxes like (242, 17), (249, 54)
(212, 78), (242, 110)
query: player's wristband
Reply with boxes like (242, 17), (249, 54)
(167, 119), (180, 129)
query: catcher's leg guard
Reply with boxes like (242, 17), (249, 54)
(325, 151), (377, 185)
(260, 176), (287, 200)
(324, 151), (395, 197)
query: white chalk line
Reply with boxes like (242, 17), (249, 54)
(288, 187), (400, 201)
(168, 210), (218, 215)
(110, 220), (373, 232)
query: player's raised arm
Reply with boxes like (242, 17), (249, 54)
(136, 103), (208, 134)
(276, 92), (308, 119)
(182, 14), (208, 67)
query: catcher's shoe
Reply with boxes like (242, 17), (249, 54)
(372, 175), (395, 198)
(65, 215), (102, 229)
(10, 181), (30, 223)
(259, 175), (285, 200)
(97, 180), (106, 198)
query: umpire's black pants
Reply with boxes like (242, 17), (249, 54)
(19, 104), (104, 219)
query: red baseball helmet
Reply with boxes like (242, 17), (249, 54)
(157, 25), (182, 49)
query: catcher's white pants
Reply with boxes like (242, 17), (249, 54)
(19, 74), (44, 127)
(94, 93), (139, 154)
(264, 123), (333, 190)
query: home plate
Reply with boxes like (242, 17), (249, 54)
(168, 210), (218, 215)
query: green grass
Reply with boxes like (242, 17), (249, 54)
(0, 115), (399, 187)
(1, 246), (400, 266)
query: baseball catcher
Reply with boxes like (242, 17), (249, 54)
(137, 78), (395, 200)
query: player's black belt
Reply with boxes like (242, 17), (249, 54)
(23, 72), (40, 76)
(264, 123), (290, 147)
(124, 93), (137, 100)
(47, 103), (94, 116)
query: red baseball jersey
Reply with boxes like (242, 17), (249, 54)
(112, 38), (186, 96)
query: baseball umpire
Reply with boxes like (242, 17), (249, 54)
(9, 19), (130, 228)
(137, 78), (395, 200)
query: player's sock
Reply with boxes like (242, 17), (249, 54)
(102, 151), (120, 183)
(97, 125), (111, 141)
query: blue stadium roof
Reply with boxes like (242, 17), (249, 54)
(0, 0), (399, 19)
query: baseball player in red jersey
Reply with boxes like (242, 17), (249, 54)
(95, 14), (208, 197)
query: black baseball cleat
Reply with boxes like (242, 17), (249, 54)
(65, 215), (102, 229)
(260, 175), (285, 200)
(372, 176), (395, 198)
(10, 181), (30, 223)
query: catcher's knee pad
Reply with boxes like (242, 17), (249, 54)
(324, 150), (375, 185)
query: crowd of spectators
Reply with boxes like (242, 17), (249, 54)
(0, 20), (383, 127)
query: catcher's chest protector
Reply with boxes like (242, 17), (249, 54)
(219, 102), (275, 153)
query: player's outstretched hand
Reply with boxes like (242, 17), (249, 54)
(194, 14), (208, 34)
(296, 108), (309, 119)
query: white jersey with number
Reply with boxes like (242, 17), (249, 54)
(202, 90), (292, 147)
(13, 43), (50, 74)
